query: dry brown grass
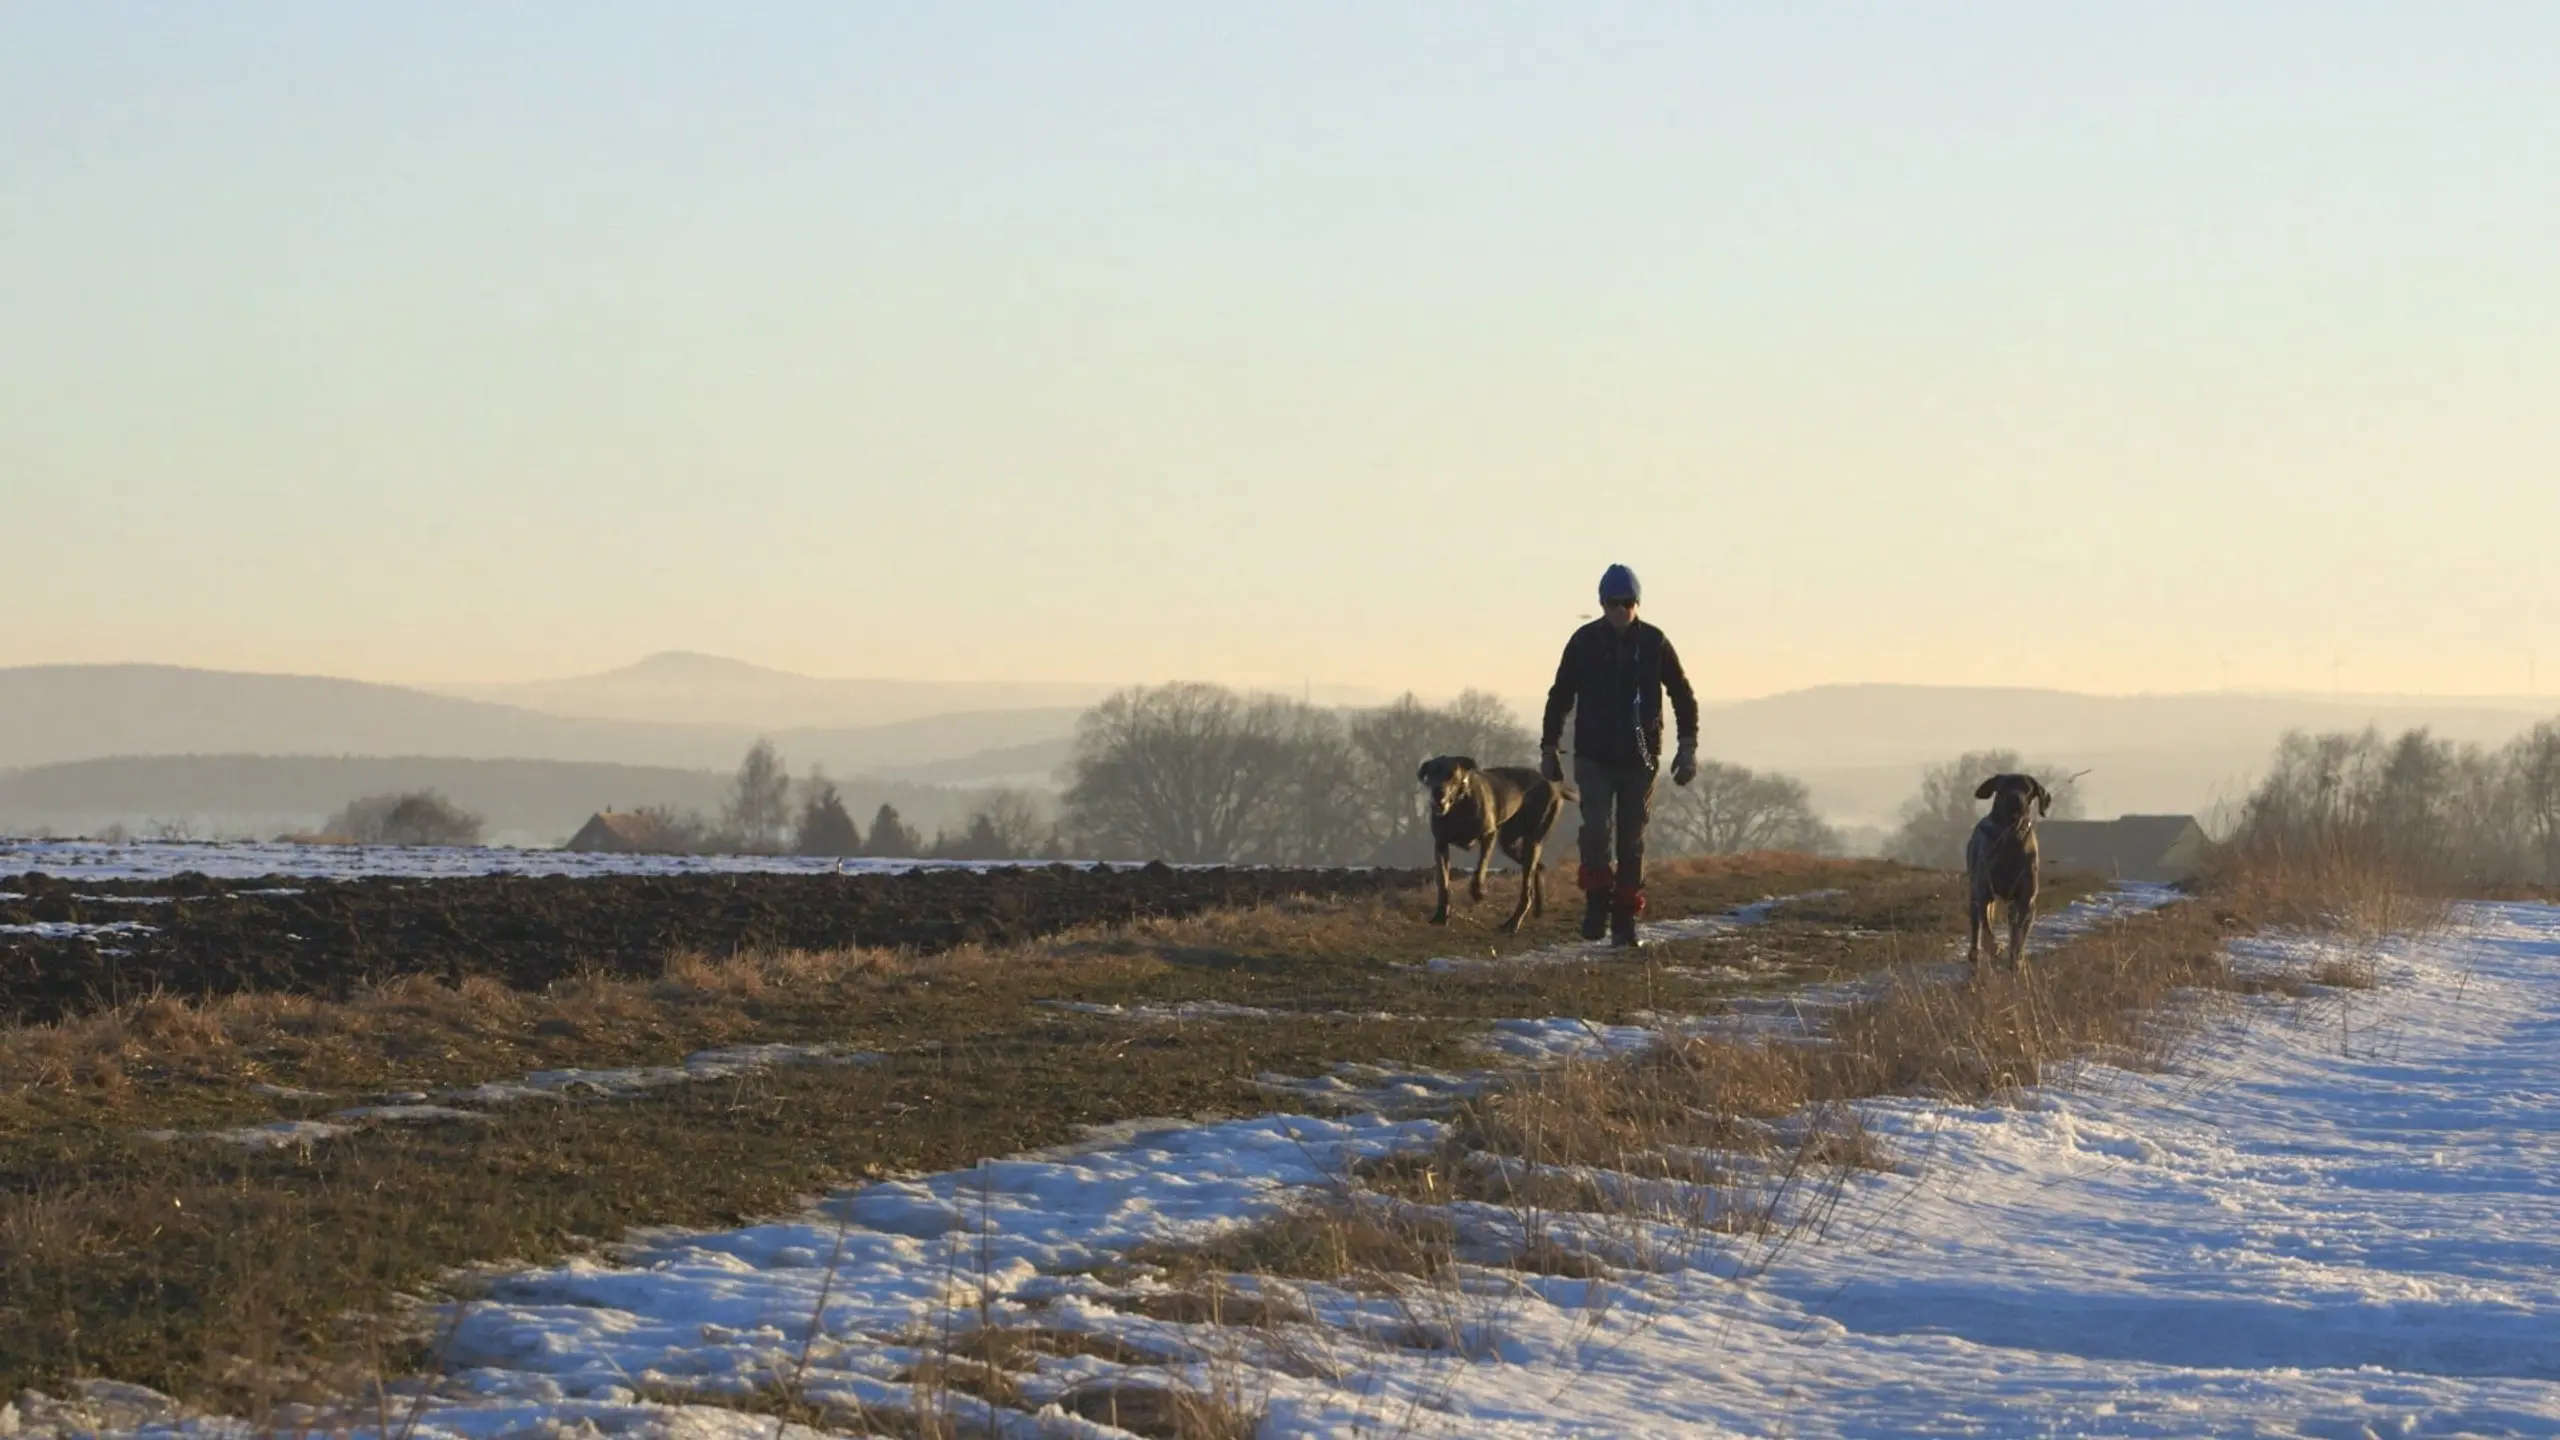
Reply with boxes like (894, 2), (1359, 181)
(1102, 1285), (1314, 1329)
(1817, 904), (2235, 1099)
(1349, 1151), (1623, 1212)
(1058, 1378), (1264, 1440)
(0, 939), (1144, 1111)
(2203, 835), (2451, 942)
(2, 857), (2269, 1413)
(631, 1379), (949, 1440)
(888, 1356), (1025, 1409)
(2306, 953), (2381, 990)
(948, 1324), (1180, 1369)
(1134, 1203), (1453, 1290)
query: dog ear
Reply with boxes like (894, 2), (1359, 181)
(1974, 777), (2000, 801)
(1416, 759), (1437, 785)
(2035, 782), (2053, 816)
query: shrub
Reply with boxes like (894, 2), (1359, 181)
(321, 791), (484, 847)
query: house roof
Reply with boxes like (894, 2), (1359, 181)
(569, 810), (674, 850)
(2038, 814), (2207, 873)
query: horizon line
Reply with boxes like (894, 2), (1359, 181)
(6, 656), (2558, 711)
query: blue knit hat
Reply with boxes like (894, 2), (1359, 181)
(1598, 564), (1641, 604)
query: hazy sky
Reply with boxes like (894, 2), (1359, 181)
(4, 3), (2554, 700)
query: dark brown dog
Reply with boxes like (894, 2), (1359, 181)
(1416, 756), (1570, 932)
(1966, 773), (2052, 967)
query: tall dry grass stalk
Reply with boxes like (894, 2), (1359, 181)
(2204, 833), (2450, 942)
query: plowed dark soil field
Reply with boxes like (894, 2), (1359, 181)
(0, 864), (1422, 1023)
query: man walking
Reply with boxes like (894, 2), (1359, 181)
(1540, 564), (1700, 947)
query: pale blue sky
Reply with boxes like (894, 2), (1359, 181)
(3, 3), (2554, 698)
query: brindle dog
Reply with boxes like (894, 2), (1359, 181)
(1416, 755), (1571, 932)
(1966, 772), (2053, 967)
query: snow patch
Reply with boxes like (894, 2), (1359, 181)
(140, 1119), (354, 1151)
(447, 1043), (883, 1105)
(0, 919), (159, 939)
(144, 1045), (886, 1148)
(1417, 889), (1831, 973)
(1039, 998), (1283, 1022)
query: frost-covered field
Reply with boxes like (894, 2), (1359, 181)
(0, 839), (1059, 882)
(22, 902), (2560, 1439)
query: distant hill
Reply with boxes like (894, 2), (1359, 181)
(8, 663), (2550, 836)
(0, 664), (1082, 777)
(437, 651), (1116, 730)
(0, 755), (1011, 849)
(877, 736), (1078, 788)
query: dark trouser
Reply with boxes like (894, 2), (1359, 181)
(1573, 756), (1655, 904)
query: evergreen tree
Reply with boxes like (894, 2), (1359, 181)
(864, 803), (922, 857)
(792, 770), (863, 856)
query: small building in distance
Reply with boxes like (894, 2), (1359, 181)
(2037, 814), (2211, 884)
(566, 810), (679, 855)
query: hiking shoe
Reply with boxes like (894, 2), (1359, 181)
(1610, 907), (1644, 949)
(1579, 890), (1611, 941)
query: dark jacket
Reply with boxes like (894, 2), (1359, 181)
(1541, 617), (1700, 770)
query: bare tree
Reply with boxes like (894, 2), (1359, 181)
(2512, 721), (2560, 885)
(792, 769), (864, 857)
(2372, 728), (2463, 876)
(976, 788), (1055, 857)
(1656, 760), (1839, 857)
(721, 739), (793, 853)
(1062, 683), (1366, 864)
(1248, 701), (1370, 865)
(1885, 749), (2085, 869)
(2234, 721), (2560, 889)
(931, 790), (1056, 861)
(634, 805), (711, 853)
(2238, 728), (2385, 849)
(1346, 691), (1537, 864)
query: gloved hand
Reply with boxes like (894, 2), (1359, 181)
(1672, 743), (1698, 787)
(1539, 746), (1565, 784)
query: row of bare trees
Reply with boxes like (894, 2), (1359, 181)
(1861, 722), (2560, 887)
(2227, 722), (2560, 888)
(1059, 683), (1837, 865)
